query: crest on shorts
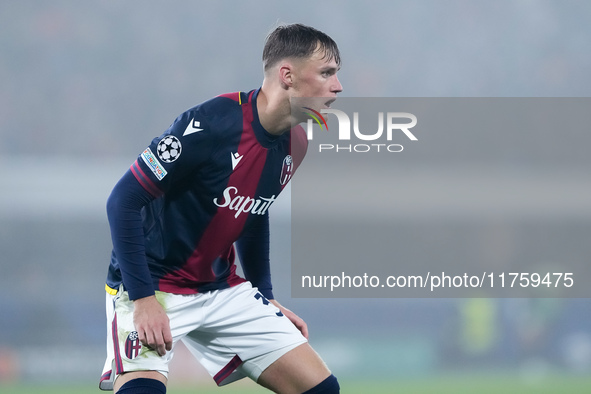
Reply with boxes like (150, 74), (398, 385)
(125, 331), (142, 359)
(279, 155), (293, 185)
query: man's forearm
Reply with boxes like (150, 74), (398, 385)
(107, 169), (156, 300)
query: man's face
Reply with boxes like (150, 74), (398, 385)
(290, 48), (342, 110)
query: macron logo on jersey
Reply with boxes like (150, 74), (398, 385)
(183, 118), (203, 136)
(213, 186), (277, 218)
(231, 152), (243, 170)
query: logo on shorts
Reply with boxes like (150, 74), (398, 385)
(125, 331), (142, 359)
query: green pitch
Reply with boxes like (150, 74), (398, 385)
(2, 375), (591, 394)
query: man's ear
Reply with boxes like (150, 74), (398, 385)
(278, 62), (294, 89)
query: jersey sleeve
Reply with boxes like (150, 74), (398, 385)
(235, 213), (273, 299)
(290, 124), (308, 173)
(130, 105), (219, 197)
(106, 169), (157, 300)
(108, 101), (221, 299)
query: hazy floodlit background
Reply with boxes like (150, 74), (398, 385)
(2, 1), (591, 393)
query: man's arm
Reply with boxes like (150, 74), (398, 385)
(107, 170), (172, 355)
(236, 214), (309, 339)
(107, 170), (155, 299)
(235, 213), (273, 299)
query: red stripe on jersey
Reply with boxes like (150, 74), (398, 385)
(287, 124), (308, 190)
(214, 355), (243, 386)
(130, 160), (162, 198)
(158, 91), (267, 292)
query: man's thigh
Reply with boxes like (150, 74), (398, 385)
(182, 282), (308, 386)
(101, 282), (311, 389)
(257, 342), (332, 394)
(100, 287), (202, 390)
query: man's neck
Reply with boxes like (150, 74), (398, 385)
(257, 84), (293, 136)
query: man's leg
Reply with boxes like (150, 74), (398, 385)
(114, 371), (167, 393)
(101, 289), (188, 393)
(257, 343), (339, 394)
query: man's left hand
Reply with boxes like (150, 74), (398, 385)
(269, 299), (309, 339)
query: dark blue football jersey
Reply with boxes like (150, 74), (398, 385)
(106, 89), (307, 299)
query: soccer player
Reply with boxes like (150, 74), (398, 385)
(100, 24), (343, 394)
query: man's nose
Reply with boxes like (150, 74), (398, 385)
(332, 75), (343, 93)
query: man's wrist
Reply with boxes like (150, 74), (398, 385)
(133, 294), (157, 304)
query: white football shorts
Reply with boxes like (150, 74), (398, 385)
(99, 282), (307, 390)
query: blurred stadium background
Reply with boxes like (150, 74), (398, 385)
(2, 1), (591, 393)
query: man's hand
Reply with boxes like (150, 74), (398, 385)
(133, 295), (173, 356)
(269, 299), (309, 339)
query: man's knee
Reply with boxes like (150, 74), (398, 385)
(302, 374), (340, 394)
(116, 377), (167, 394)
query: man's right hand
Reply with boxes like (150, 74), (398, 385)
(133, 295), (173, 356)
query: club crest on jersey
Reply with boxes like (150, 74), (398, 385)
(157, 136), (182, 163)
(279, 155), (293, 185)
(125, 331), (142, 360)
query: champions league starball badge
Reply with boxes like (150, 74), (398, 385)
(157, 136), (182, 163)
